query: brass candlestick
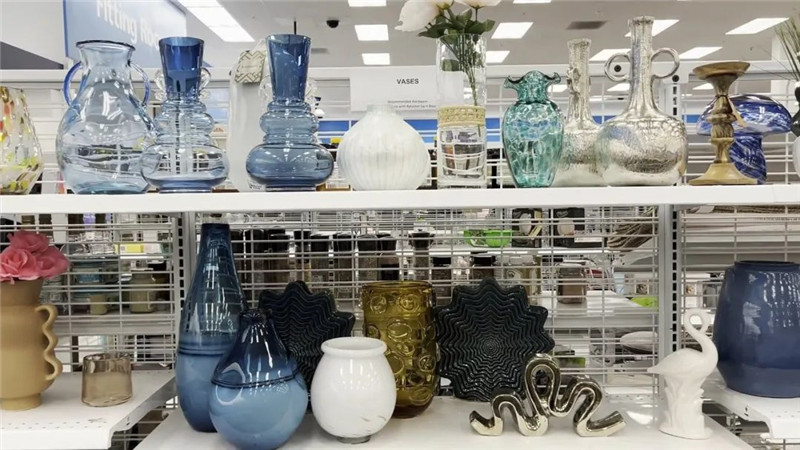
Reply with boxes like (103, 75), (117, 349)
(689, 62), (756, 186)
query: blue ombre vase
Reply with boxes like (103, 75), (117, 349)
(140, 37), (228, 192)
(210, 309), (308, 450)
(698, 94), (792, 184)
(245, 34), (333, 191)
(176, 223), (246, 432)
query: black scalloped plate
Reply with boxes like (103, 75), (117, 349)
(259, 281), (355, 386)
(433, 278), (554, 401)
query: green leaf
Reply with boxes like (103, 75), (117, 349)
(459, 9), (473, 22)
(483, 19), (496, 33)
(440, 58), (462, 72)
(465, 22), (485, 34)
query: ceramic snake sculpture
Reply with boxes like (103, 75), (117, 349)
(469, 354), (626, 437)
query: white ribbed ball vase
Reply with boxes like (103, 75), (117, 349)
(338, 105), (430, 191)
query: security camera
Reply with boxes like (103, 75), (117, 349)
(326, 19), (340, 29)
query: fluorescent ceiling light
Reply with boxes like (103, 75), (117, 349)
(550, 84), (568, 93)
(626, 19), (678, 37)
(355, 24), (389, 41)
(486, 50), (509, 63)
(726, 18), (788, 35)
(607, 82), (630, 93)
(513, 0), (551, 3)
(589, 49), (628, 62)
(680, 46), (722, 60)
(693, 83), (714, 91)
(178, 0), (253, 42)
(362, 53), (390, 65)
(492, 22), (533, 39)
(348, 0), (386, 6)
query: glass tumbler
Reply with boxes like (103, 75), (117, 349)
(81, 352), (133, 407)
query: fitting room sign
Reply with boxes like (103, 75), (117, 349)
(63, 0), (187, 68)
(350, 66), (437, 112)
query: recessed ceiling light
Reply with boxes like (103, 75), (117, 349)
(362, 53), (390, 65)
(726, 18), (788, 35)
(550, 84), (568, 93)
(486, 50), (510, 64)
(492, 22), (533, 39)
(680, 46), (722, 60)
(355, 24), (389, 41)
(589, 49), (628, 62)
(178, 0), (253, 42)
(513, 0), (551, 3)
(348, 0), (386, 6)
(693, 83), (714, 91)
(607, 82), (630, 93)
(626, 19), (678, 37)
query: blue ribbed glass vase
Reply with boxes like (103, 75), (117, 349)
(697, 94), (792, 184)
(210, 309), (308, 450)
(140, 37), (228, 192)
(176, 223), (246, 432)
(502, 71), (564, 188)
(245, 34), (333, 191)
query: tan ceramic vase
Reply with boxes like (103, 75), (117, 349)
(0, 280), (62, 410)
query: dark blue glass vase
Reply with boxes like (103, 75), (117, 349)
(715, 261), (800, 398)
(176, 223), (246, 432)
(245, 34), (333, 191)
(141, 37), (228, 192)
(698, 94), (792, 184)
(210, 309), (308, 450)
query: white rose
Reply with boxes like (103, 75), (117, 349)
(456, 0), (501, 7)
(396, 0), (452, 32)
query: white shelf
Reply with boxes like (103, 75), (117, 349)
(539, 290), (655, 329)
(2, 185), (800, 215)
(704, 373), (800, 440)
(54, 311), (175, 336)
(1, 370), (175, 450)
(137, 395), (749, 450)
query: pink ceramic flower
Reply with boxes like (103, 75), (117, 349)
(36, 247), (70, 279)
(0, 247), (40, 282)
(8, 230), (50, 255)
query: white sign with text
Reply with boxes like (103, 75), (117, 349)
(350, 66), (437, 112)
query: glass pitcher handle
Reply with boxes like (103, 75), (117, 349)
(603, 51), (631, 83)
(200, 67), (212, 91)
(652, 48), (681, 80)
(63, 62), (151, 105)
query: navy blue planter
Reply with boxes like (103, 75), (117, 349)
(715, 261), (800, 398)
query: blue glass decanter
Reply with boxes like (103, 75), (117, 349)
(210, 308), (308, 450)
(697, 94), (792, 184)
(141, 37), (228, 192)
(502, 71), (564, 188)
(246, 34), (333, 191)
(176, 223), (246, 432)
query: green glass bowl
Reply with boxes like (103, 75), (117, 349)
(464, 230), (512, 248)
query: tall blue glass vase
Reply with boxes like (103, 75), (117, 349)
(176, 223), (246, 432)
(246, 34), (333, 191)
(210, 309), (308, 450)
(141, 37), (228, 192)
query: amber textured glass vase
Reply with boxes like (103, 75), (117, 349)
(362, 281), (437, 418)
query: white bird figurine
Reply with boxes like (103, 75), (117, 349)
(647, 308), (717, 440)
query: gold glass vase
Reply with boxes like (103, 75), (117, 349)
(362, 281), (437, 418)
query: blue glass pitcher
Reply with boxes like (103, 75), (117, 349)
(141, 37), (229, 192)
(56, 40), (154, 194)
(246, 34), (333, 191)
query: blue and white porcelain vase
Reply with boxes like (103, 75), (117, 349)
(246, 34), (333, 191)
(176, 223), (246, 432)
(715, 261), (800, 398)
(141, 37), (228, 192)
(210, 308), (308, 450)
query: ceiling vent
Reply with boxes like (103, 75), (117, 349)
(567, 21), (606, 30)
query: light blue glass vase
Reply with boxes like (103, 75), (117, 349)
(176, 223), (246, 432)
(502, 71), (564, 188)
(141, 37), (228, 192)
(246, 34), (333, 191)
(210, 308), (308, 449)
(56, 40), (154, 194)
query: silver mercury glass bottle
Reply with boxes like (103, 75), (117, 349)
(595, 16), (688, 186)
(553, 39), (604, 187)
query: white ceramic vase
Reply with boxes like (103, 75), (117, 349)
(337, 105), (430, 191)
(647, 309), (717, 440)
(311, 337), (396, 444)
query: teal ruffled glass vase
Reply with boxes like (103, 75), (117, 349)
(502, 71), (564, 188)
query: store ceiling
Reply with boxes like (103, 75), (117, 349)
(191, 0), (800, 70)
